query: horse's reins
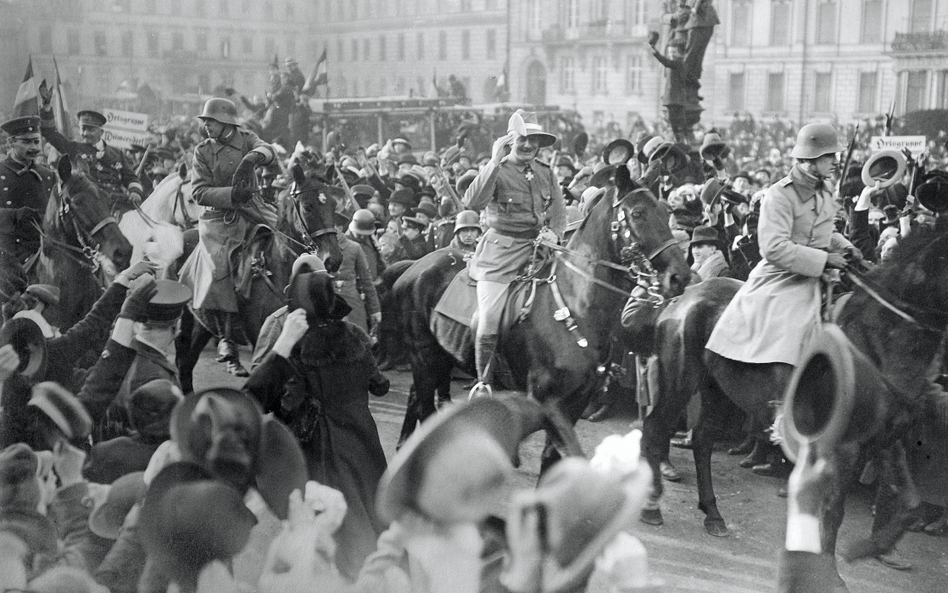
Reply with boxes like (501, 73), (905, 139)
(32, 190), (116, 273)
(843, 261), (947, 333)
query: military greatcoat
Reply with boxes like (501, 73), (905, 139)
(0, 154), (55, 263)
(706, 165), (853, 365)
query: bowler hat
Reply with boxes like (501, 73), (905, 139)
(28, 382), (92, 442)
(377, 396), (544, 524)
(88, 471), (148, 539)
(602, 139), (635, 165)
(288, 271), (352, 322)
(1, 116), (41, 138)
(0, 317), (47, 378)
(77, 110), (107, 128)
(415, 200), (438, 220)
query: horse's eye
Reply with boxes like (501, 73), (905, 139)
(630, 208), (645, 220)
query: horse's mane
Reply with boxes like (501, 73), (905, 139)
(868, 223), (948, 315)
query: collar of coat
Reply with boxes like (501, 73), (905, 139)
(789, 164), (832, 202)
(211, 128), (244, 153)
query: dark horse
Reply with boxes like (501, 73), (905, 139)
(29, 155), (132, 331)
(395, 166), (691, 467)
(641, 226), (948, 589)
(176, 164), (343, 393)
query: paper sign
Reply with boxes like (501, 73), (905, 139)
(102, 108), (150, 149)
(870, 135), (927, 155)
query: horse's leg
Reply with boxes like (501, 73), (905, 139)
(177, 316), (214, 395)
(820, 444), (862, 592)
(537, 401), (585, 475)
(692, 380), (734, 537)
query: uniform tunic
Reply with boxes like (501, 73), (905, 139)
(178, 129), (275, 311)
(463, 158), (565, 282)
(39, 112), (143, 214)
(334, 233), (381, 334)
(706, 165), (853, 365)
(0, 154), (55, 263)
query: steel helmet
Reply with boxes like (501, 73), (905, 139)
(454, 210), (481, 233)
(790, 123), (842, 159)
(198, 98), (239, 126)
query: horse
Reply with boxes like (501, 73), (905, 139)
(118, 164), (201, 277)
(30, 155), (132, 331)
(640, 226), (948, 589)
(175, 164), (344, 393)
(394, 166), (692, 469)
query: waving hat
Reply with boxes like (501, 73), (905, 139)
(508, 109), (556, 148)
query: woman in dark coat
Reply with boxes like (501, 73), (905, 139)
(244, 271), (390, 581)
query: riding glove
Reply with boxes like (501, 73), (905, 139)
(119, 277), (158, 321)
(232, 152), (264, 188)
(232, 186), (254, 206)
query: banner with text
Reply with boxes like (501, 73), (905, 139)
(101, 108), (151, 150)
(870, 135), (927, 156)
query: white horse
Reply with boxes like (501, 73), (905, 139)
(118, 165), (201, 277)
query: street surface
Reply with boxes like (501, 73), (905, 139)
(192, 347), (946, 593)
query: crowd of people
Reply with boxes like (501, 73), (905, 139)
(0, 62), (946, 592)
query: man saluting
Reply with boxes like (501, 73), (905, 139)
(0, 116), (55, 265)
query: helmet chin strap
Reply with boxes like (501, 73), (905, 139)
(209, 124), (236, 143)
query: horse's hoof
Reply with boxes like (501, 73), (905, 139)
(704, 518), (729, 537)
(659, 460), (682, 482)
(226, 360), (249, 377)
(587, 404), (613, 423)
(739, 450), (767, 468)
(640, 508), (663, 526)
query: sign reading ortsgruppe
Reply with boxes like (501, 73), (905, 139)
(101, 108), (151, 150)
(870, 135), (927, 156)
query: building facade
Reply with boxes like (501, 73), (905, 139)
(311, 0), (508, 102)
(709, 0), (948, 127)
(2, 0), (318, 117)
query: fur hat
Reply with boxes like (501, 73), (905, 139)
(139, 462), (257, 590)
(28, 382), (92, 442)
(377, 396), (544, 524)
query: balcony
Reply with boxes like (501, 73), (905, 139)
(891, 30), (948, 53)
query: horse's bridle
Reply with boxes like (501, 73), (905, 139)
(171, 177), (196, 230)
(36, 186), (117, 273)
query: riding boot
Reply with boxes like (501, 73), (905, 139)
(470, 334), (498, 399)
(218, 339), (249, 377)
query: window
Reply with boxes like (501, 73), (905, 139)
(196, 30), (209, 53)
(529, 0), (542, 35)
(220, 36), (231, 59)
(242, 34), (253, 54)
(626, 55), (643, 95)
(439, 30), (447, 60)
(560, 56), (575, 93)
(565, 0), (580, 30)
(728, 72), (745, 110)
(352, 39), (359, 61)
(39, 26), (53, 53)
(905, 70), (928, 112)
(937, 71), (948, 109)
(816, 0), (837, 44)
(172, 31), (185, 51)
(461, 0), (472, 10)
(146, 32), (158, 56)
(398, 34), (405, 61)
(94, 32), (107, 56)
(770, 1), (791, 46)
(122, 31), (133, 56)
(861, 0), (883, 43)
(462, 30), (470, 60)
(911, 0), (933, 33)
(486, 29), (496, 60)
(363, 38), (371, 61)
(379, 35), (386, 61)
(767, 72), (785, 112)
(417, 32), (424, 59)
(858, 72), (878, 113)
(629, 0), (647, 27)
(593, 56), (608, 95)
(732, 0), (752, 47)
(813, 72), (832, 112)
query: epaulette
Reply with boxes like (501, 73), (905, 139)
(535, 159), (551, 168)
(777, 176), (793, 187)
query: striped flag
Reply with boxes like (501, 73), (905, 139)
(12, 56), (39, 117)
(302, 47), (327, 96)
(51, 57), (73, 140)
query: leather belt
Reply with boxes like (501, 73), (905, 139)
(492, 227), (539, 240)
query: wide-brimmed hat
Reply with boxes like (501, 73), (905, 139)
(699, 131), (729, 162)
(139, 462), (257, 589)
(456, 169), (479, 195)
(29, 382), (92, 442)
(602, 139), (635, 165)
(636, 135), (657, 164)
(170, 387), (307, 520)
(377, 396), (544, 525)
(0, 317), (47, 379)
(689, 225), (720, 248)
(288, 271), (352, 322)
(508, 109), (556, 148)
(700, 178), (746, 206)
(88, 471), (147, 539)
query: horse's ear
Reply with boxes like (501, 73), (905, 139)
(615, 161), (634, 194)
(291, 163), (306, 187)
(57, 154), (72, 183)
(177, 162), (188, 180)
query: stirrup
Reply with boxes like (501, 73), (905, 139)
(468, 381), (492, 401)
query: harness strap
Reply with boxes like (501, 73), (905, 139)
(845, 269), (923, 327)
(557, 253), (637, 299)
(89, 216), (118, 238)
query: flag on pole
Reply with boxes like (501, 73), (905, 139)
(51, 57), (73, 140)
(302, 47), (327, 96)
(12, 56), (40, 117)
(494, 65), (510, 102)
(431, 70), (439, 98)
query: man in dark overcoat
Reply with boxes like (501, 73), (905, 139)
(0, 116), (55, 266)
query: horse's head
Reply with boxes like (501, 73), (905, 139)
(579, 165), (691, 298)
(289, 164), (343, 273)
(49, 155), (132, 271)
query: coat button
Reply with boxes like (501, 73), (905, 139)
(0, 176), (5, 180)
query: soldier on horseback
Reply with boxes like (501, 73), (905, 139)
(0, 116), (55, 266)
(463, 110), (566, 398)
(178, 98), (277, 377)
(38, 93), (144, 217)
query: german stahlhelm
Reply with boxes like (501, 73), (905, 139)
(454, 210), (481, 233)
(198, 98), (240, 127)
(790, 124), (842, 160)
